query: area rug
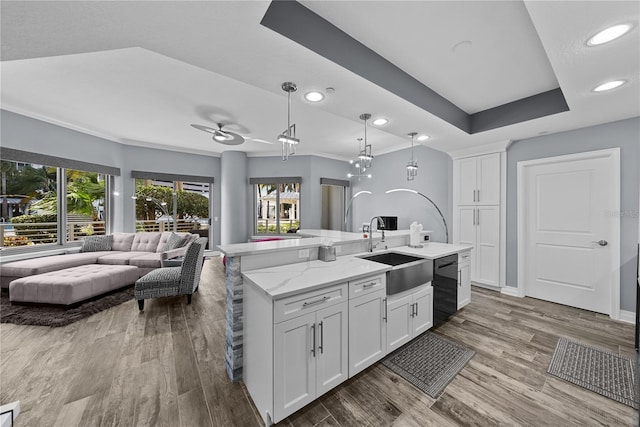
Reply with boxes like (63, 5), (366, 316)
(547, 337), (638, 409)
(381, 331), (475, 398)
(0, 286), (134, 328)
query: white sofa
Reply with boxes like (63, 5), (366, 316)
(0, 231), (197, 305)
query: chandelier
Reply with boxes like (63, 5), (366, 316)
(277, 82), (299, 161)
(348, 113), (373, 179)
(406, 132), (418, 181)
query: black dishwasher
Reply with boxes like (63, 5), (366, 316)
(433, 254), (458, 326)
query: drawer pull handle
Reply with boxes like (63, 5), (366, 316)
(363, 282), (377, 289)
(303, 296), (330, 307)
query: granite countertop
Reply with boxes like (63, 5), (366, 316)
(242, 242), (472, 299)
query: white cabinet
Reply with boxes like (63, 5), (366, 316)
(458, 251), (471, 309)
(273, 296), (347, 422)
(244, 282), (348, 426)
(454, 151), (504, 288)
(348, 274), (387, 377)
(457, 153), (501, 206)
(386, 284), (433, 353)
(456, 205), (500, 287)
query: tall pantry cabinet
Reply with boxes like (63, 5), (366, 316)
(452, 146), (507, 289)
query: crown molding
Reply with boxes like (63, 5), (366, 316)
(447, 140), (512, 159)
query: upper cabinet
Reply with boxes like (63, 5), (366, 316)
(457, 153), (501, 206)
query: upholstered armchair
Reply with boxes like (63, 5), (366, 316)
(134, 237), (207, 311)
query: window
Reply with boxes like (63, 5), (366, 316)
(255, 181), (300, 235)
(0, 159), (112, 249)
(133, 178), (210, 234)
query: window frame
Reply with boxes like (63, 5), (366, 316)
(251, 177), (302, 236)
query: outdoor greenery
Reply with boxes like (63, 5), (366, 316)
(10, 213), (58, 244)
(134, 184), (209, 221)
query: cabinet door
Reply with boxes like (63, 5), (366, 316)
(457, 157), (477, 205)
(456, 206), (477, 278)
(476, 153), (501, 205)
(458, 262), (471, 309)
(386, 294), (413, 352)
(274, 312), (316, 421)
(348, 291), (386, 377)
(412, 286), (433, 336)
(476, 206), (500, 287)
(316, 302), (348, 396)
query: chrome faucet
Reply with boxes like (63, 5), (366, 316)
(368, 216), (386, 252)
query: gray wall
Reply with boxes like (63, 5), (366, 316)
(245, 155), (350, 239)
(351, 145), (452, 243)
(0, 110), (222, 247)
(506, 117), (640, 312)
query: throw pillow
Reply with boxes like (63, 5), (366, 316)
(81, 235), (113, 252)
(164, 232), (185, 251)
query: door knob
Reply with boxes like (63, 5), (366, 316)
(592, 240), (608, 246)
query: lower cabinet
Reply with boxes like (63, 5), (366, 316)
(274, 301), (348, 420)
(348, 284), (387, 377)
(458, 251), (471, 309)
(386, 284), (433, 353)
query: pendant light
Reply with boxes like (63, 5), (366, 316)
(347, 113), (374, 179)
(406, 132), (418, 181)
(278, 82), (299, 161)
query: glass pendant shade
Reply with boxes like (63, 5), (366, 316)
(406, 132), (418, 181)
(278, 82), (299, 161)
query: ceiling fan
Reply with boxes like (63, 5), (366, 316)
(190, 123), (275, 146)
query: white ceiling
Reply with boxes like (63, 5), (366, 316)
(1, 1), (638, 159)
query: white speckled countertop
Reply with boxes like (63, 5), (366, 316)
(242, 242), (472, 299)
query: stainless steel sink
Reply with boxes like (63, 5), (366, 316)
(359, 251), (433, 295)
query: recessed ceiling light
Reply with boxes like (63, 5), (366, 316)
(593, 80), (626, 92)
(372, 118), (388, 126)
(304, 91), (324, 102)
(587, 24), (632, 46)
(416, 135), (430, 141)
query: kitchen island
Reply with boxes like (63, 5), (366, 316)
(217, 229), (469, 383)
(240, 241), (471, 426)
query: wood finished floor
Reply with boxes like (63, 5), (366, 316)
(1, 258), (637, 426)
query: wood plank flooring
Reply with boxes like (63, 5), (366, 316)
(1, 258), (637, 426)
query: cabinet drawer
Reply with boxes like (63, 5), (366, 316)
(274, 283), (347, 323)
(349, 274), (386, 299)
(458, 251), (471, 264)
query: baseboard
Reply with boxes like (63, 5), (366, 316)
(617, 310), (636, 324)
(471, 282), (501, 292)
(500, 286), (524, 297)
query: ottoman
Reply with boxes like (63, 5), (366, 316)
(9, 264), (140, 306)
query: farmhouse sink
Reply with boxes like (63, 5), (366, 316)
(359, 252), (433, 295)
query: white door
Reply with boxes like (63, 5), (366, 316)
(458, 260), (471, 309)
(458, 157), (477, 205)
(316, 302), (348, 396)
(348, 292), (386, 377)
(476, 153), (501, 205)
(386, 294), (413, 352)
(412, 287), (433, 336)
(475, 206), (500, 286)
(274, 312), (316, 420)
(520, 150), (618, 314)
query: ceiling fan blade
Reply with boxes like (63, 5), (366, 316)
(248, 138), (275, 145)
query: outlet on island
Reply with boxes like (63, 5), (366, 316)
(298, 249), (310, 259)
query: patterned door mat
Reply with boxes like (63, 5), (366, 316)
(381, 331), (475, 398)
(547, 337), (638, 409)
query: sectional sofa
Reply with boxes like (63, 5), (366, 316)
(0, 231), (197, 306)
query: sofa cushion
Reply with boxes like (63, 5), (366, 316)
(112, 232), (135, 251)
(164, 232), (185, 251)
(0, 251), (114, 279)
(129, 252), (164, 269)
(81, 235), (113, 252)
(131, 232), (162, 252)
(97, 251), (151, 265)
